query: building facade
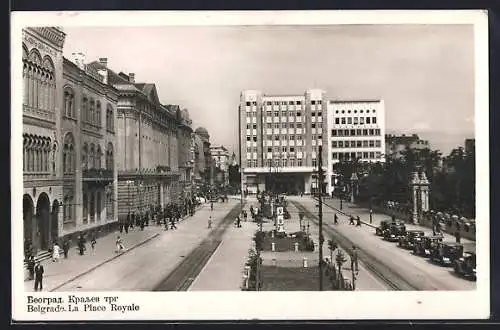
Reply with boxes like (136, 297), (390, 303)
(238, 89), (328, 195)
(60, 54), (119, 240)
(194, 127), (212, 187)
(22, 27), (67, 255)
(89, 59), (184, 221)
(326, 100), (386, 194)
(385, 133), (429, 159)
(210, 145), (230, 187)
(174, 107), (195, 198)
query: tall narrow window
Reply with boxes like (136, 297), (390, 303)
(82, 143), (88, 170)
(96, 145), (102, 169)
(96, 101), (102, 127)
(63, 133), (75, 174)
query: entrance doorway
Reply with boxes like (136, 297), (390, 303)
(51, 200), (59, 244)
(23, 194), (34, 256)
(35, 193), (50, 251)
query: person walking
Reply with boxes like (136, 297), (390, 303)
(208, 216), (213, 229)
(356, 216), (362, 227)
(350, 245), (359, 274)
(119, 219), (124, 234)
(62, 239), (70, 259)
(34, 261), (44, 291)
(124, 218), (130, 234)
(170, 217), (177, 230)
(243, 211), (247, 222)
(349, 216), (355, 225)
(90, 234), (97, 255)
(78, 234), (86, 256)
(334, 213), (339, 225)
(115, 236), (124, 253)
(369, 209), (373, 224)
(27, 255), (35, 280)
(52, 241), (60, 262)
(455, 230), (461, 244)
(236, 216), (241, 228)
(211, 201), (214, 211)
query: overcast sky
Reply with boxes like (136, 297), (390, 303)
(62, 24), (475, 156)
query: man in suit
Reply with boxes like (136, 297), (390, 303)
(34, 261), (44, 291)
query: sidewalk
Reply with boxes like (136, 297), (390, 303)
(24, 204), (207, 292)
(188, 221), (256, 291)
(321, 197), (475, 251)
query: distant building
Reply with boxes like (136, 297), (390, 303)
(385, 133), (430, 159)
(326, 99), (386, 195)
(194, 127), (212, 186)
(238, 89), (327, 195)
(210, 145), (230, 187)
(465, 138), (475, 157)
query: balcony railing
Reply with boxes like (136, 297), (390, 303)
(82, 168), (114, 181)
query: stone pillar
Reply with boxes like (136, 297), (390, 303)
(419, 171), (430, 212)
(160, 183), (164, 208)
(410, 171), (420, 224)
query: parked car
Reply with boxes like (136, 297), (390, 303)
(376, 219), (404, 236)
(413, 235), (443, 257)
(383, 223), (406, 242)
(430, 242), (464, 266)
(454, 251), (476, 280)
(398, 230), (425, 249)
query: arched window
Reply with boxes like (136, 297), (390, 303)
(89, 144), (95, 169)
(42, 56), (55, 111)
(63, 133), (75, 174)
(82, 97), (88, 122)
(106, 142), (114, 170)
(96, 145), (102, 169)
(64, 87), (75, 118)
(82, 143), (88, 170)
(89, 100), (95, 126)
(96, 101), (101, 127)
(106, 104), (114, 132)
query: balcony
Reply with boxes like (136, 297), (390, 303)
(82, 168), (114, 183)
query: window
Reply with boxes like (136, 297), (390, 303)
(106, 142), (114, 170)
(312, 123), (316, 128)
(311, 100), (316, 105)
(281, 123), (287, 128)
(353, 117), (358, 125)
(296, 112), (301, 117)
(246, 136), (251, 141)
(312, 112), (316, 117)
(363, 129), (368, 136)
(369, 140), (374, 147)
(298, 159), (303, 166)
(341, 118), (346, 124)
(357, 141), (362, 148)
(297, 135), (303, 140)
(297, 101), (302, 105)
(369, 152), (375, 159)
(372, 117), (377, 124)
(266, 101), (272, 106)
(253, 124), (257, 129)
(338, 141), (344, 148)
(375, 140), (381, 147)
(363, 152), (369, 159)
(312, 159), (317, 167)
(274, 123), (280, 129)
(63, 133), (75, 174)
(82, 143), (88, 170)
(64, 87), (75, 118)
(252, 101), (257, 106)
(296, 123), (303, 129)
(338, 130), (344, 137)
(96, 101), (102, 127)
(274, 136), (279, 140)
(265, 123), (271, 129)
(246, 124), (251, 129)
(317, 122), (323, 128)
(347, 117), (352, 124)
(375, 129), (381, 135)
(274, 111), (279, 116)
(332, 153), (338, 160)
(253, 136), (257, 142)
(344, 129), (349, 136)
(318, 135), (322, 140)
(331, 129), (337, 136)
(106, 105), (114, 132)
(350, 129), (356, 136)
(267, 147), (272, 152)
(369, 129), (374, 135)
(350, 141), (356, 148)
(290, 147), (295, 152)
(313, 146), (317, 152)
(82, 97), (88, 122)
(360, 117), (365, 124)
(266, 135), (272, 140)
(335, 118), (340, 124)
(89, 100), (95, 125)
(289, 123), (295, 129)
(246, 101), (251, 106)
(366, 117), (371, 124)
(89, 144), (96, 169)
(289, 135), (295, 140)
(63, 193), (74, 225)
(356, 129), (362, 136)
(318, 100), (322, 105)
(363, 140), (368, 147)
(332, 141), (338, 148)
(96, 191), (102, 222)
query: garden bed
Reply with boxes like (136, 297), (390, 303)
(255, 230), (314, 252)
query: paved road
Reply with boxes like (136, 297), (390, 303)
(54, 200), (240, 291)
(291, 197), (476, 291)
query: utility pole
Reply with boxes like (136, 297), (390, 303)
(318, 145), (324, 291)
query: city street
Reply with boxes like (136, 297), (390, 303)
(51, 200), (240, 291)
(291, 196), (476, 291)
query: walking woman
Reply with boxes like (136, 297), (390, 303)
(52, 241), (61, 262)
(115, 236), (124, 253)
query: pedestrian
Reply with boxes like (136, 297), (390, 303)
(119, 220), (124, 234)
(350, 245), (359, 273)
(52, 241), (60, 262)
(455, 230), (461, 244)
(34, 261), (44, 291)
(131, 212), (135, 229)
(115, 236), (124, 253)
(140, 215), (145, 231)
(334, 213), (339, 225)
(90, 235), (97, 255)
(62, 239), (70, 259)
(27, 255), (35, 280)
(78, 234), (86, 256)
(349, 216), (355, 225)
(236, 216), (241, 228)
(208, 216), (213, 229)
(211, 201), (214, 211)
(369, 209), (373, 224)
(243, 211), (247, 222)
(124, 219), (130, 234)
(356, 216), (361, 227)
(170, 218), (177, 230)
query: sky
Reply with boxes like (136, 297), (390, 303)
(62, 24), (475, 156)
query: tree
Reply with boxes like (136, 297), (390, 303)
(228, 164), (241, 186)
(335, 250), (347, 280)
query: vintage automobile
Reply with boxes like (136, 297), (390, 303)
(375, 219), (404, 236)
(454, 251), (476, 280)
(430, 242), (464, 266)
(383, 223), (407, 242)
(398, 230), (425, 249)
(413, 235), (443, 257)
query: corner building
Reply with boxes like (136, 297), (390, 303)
(238, 89), (328, 195)
(22, 27), (66, 255)
(325, 100), (386, 195)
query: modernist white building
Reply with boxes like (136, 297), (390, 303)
(238, 89), (328, 195)
(325, 99), (386, 195)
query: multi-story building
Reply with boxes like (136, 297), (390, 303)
(465, 138), (475, 157)
(60, 54), (119, 241)
(326, 99), (386, 194)
(22, 27), (67, 255)
(89, 59), (185, 221)
(238, 89), (328, 195)
(174, 107), (195, 198)
(385, 133), (429, 159)
(194, 127), (212, 186)
(210, 145), (230, 187)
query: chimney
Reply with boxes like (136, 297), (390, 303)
(71, 52), (86, 70)
(99, 57), (108, 67)
(128, 73), (135, 83)
(98, 69), (108, 84)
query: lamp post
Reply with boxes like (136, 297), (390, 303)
(350, 172), (358, 203)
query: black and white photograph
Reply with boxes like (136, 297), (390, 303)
(11, 10), (489, 320)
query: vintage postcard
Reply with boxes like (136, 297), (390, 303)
(11, 10), (489, 321)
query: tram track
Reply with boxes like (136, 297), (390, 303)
(153, 203), (244, 291)
(291, 200), (420, 291)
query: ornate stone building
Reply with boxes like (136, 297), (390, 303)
(61, 54), (119, 239)
(194, 127), (212, 186)
(88, 59), (188, 221)
(22, 27), (66, 255)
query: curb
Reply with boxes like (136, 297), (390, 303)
(49, 232), (161, 292)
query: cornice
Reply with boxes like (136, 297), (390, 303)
(28, 27), (66, 50)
